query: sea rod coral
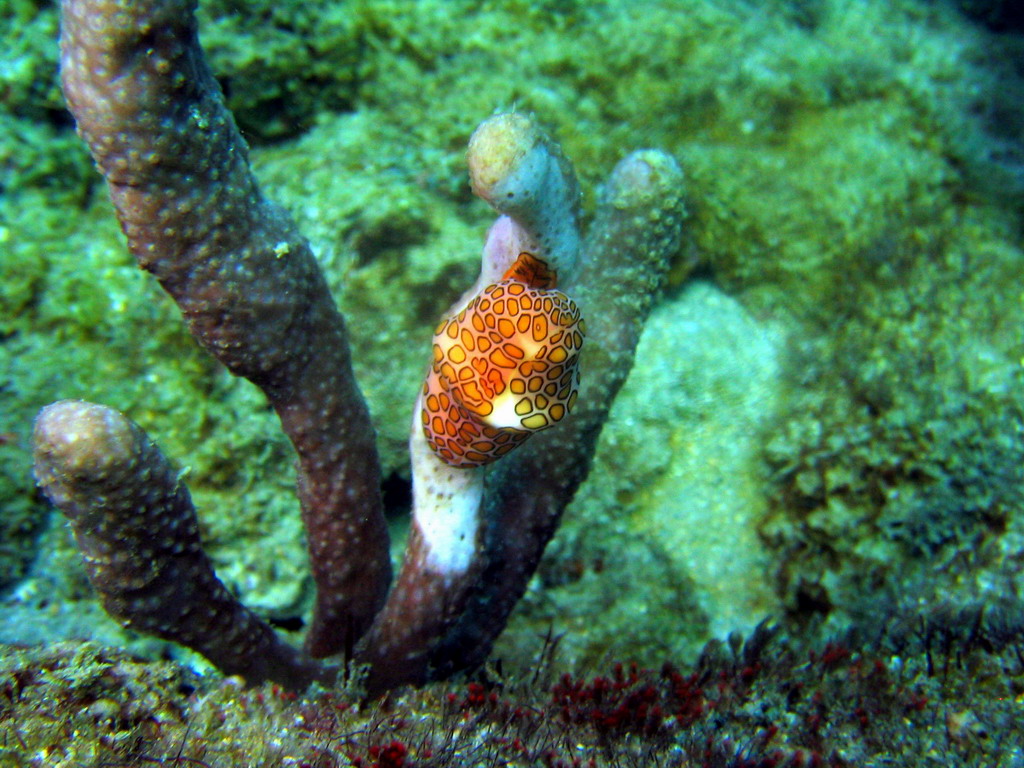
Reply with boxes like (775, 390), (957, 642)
(32, 0), (687, 695)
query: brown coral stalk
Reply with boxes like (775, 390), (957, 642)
(33, 400), (332, 689)
(429, 150), (688, 677)
(58, 0), (391, 659)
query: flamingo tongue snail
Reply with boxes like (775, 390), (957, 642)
(420, 251), (585, 468)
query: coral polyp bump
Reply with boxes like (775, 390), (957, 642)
(422, 253), (585, 468)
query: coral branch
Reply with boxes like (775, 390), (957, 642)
(58, 0), (390, 660)
(360, 121), (687, 693)
(430, 149), (688, 677)
(468, 112), (582, 278)
(356, 114), (589, 695)
(32, 400), (332, 690)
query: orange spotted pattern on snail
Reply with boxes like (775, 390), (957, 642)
(422, 253), (585, 468)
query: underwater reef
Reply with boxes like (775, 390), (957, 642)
(1, 0), (1024, 764)
(1, 613), (1023, 766)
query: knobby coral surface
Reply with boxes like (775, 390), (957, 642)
(33, 0), (687, 695)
